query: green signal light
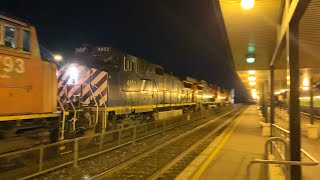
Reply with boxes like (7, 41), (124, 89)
(248, 46), (255, 52)
(248, 43), (255, 53)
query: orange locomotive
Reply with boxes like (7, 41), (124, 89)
(0, 15), (58, 153)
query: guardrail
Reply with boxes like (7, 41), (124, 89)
(246, 125), (319, 180)
(0, 107), (227, 180)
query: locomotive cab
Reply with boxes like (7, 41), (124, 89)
(0, 15), (57, 115)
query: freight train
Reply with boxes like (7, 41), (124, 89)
(0, 15), (230, 154)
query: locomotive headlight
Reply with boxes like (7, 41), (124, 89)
(69, 66), (78, 83)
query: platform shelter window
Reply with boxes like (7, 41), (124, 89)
(22, 29), (31, 52)
(4, 26), (16, 48)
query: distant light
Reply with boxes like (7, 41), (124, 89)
(302, 87), (309, 91)
(246, 57), (255, 63)
(203, 95), (213, 99)
(280, 89), (288, 93)
(251, 89), (256, 92)
(274, 91), (281, 95)
(248, 70), (256, 75)
(248, 76), (256, 81)
(252, 91), (257, 99)
(303, 78), (309, 87)
(54, 54), (63, 61)
(249, 82), (256, 86)
(241, 0), (255, 9)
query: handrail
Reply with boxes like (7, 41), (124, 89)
(88, 86), (98, 126)
(272, 124), (290, 134)
(247, 130), (319, 180)
(247, 159), (319, 180)
(57, 98), (66, 140)
(92, 84), (107, 130)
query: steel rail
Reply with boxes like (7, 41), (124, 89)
(147, 107), (246, 180)
(10, 107), (233, 179)
(88, 107), (244, 180)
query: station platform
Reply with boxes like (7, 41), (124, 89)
(177, 105), (320, 180)
(177, 105), (268, 180)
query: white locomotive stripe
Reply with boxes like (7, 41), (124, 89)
(58, 71), (68, 87)
(92, 73), (108, 106)
(99, 91), (108, 106)
(58, 66), (86, 97)
(57, 66), (65, 77)
(67, 70), (91, 98)
(81, 69), (104, 97)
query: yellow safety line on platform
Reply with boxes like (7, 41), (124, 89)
(192, 109), (246, 180)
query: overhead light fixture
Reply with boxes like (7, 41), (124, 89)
(241, 0), (255, 9)
(303, 78), (309, 87)
(246, 54), (255, 63)
(249, 82), (256, 86)
(248, 70), (256, 75)
(248, 76), (256, 81)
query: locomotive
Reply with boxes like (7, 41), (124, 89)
(0, 15), (230, 154)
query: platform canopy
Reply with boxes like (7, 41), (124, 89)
(219, 0), (320, 94)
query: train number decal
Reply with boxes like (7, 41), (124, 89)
(0, 55), (25, 78)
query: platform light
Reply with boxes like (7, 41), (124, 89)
(248, 70), (256, 75)
(274, 91), (281, 95)
(248, 76), (256, 81)
(246, 57), (255, 63)
(203, 95), (213, 99)
(280, 89), (288, 93)
(249, 82), (256, 86)
(302, 87), (309, 91)
(54, 54), (63, 61)
(241, 0), (255, 9)
(303, 78), (309, 87)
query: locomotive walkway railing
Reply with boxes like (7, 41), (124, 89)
(0, 106), (232, 180)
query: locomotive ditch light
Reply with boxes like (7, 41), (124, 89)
(54, 54), (63, 61)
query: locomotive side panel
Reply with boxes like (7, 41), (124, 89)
(0, 19), (56, 115)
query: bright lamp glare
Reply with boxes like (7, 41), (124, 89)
(248, 76), (256, 81)
(249, 82), (256, 86)
(246, 57), (255, 63)
(252, 91), (257, 99)
(303, 78), (309, 87)
(54, 54), (63, 61)
(241, 0), (255, 9)
(248, 70), (256, 75)
(302, 87), (309, 91)
(69, 67), (78, 82)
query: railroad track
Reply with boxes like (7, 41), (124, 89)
(88, 106), (245, 180)
(1, 106), (238, 179)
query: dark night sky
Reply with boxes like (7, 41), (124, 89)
(1, 0), (248, 98)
